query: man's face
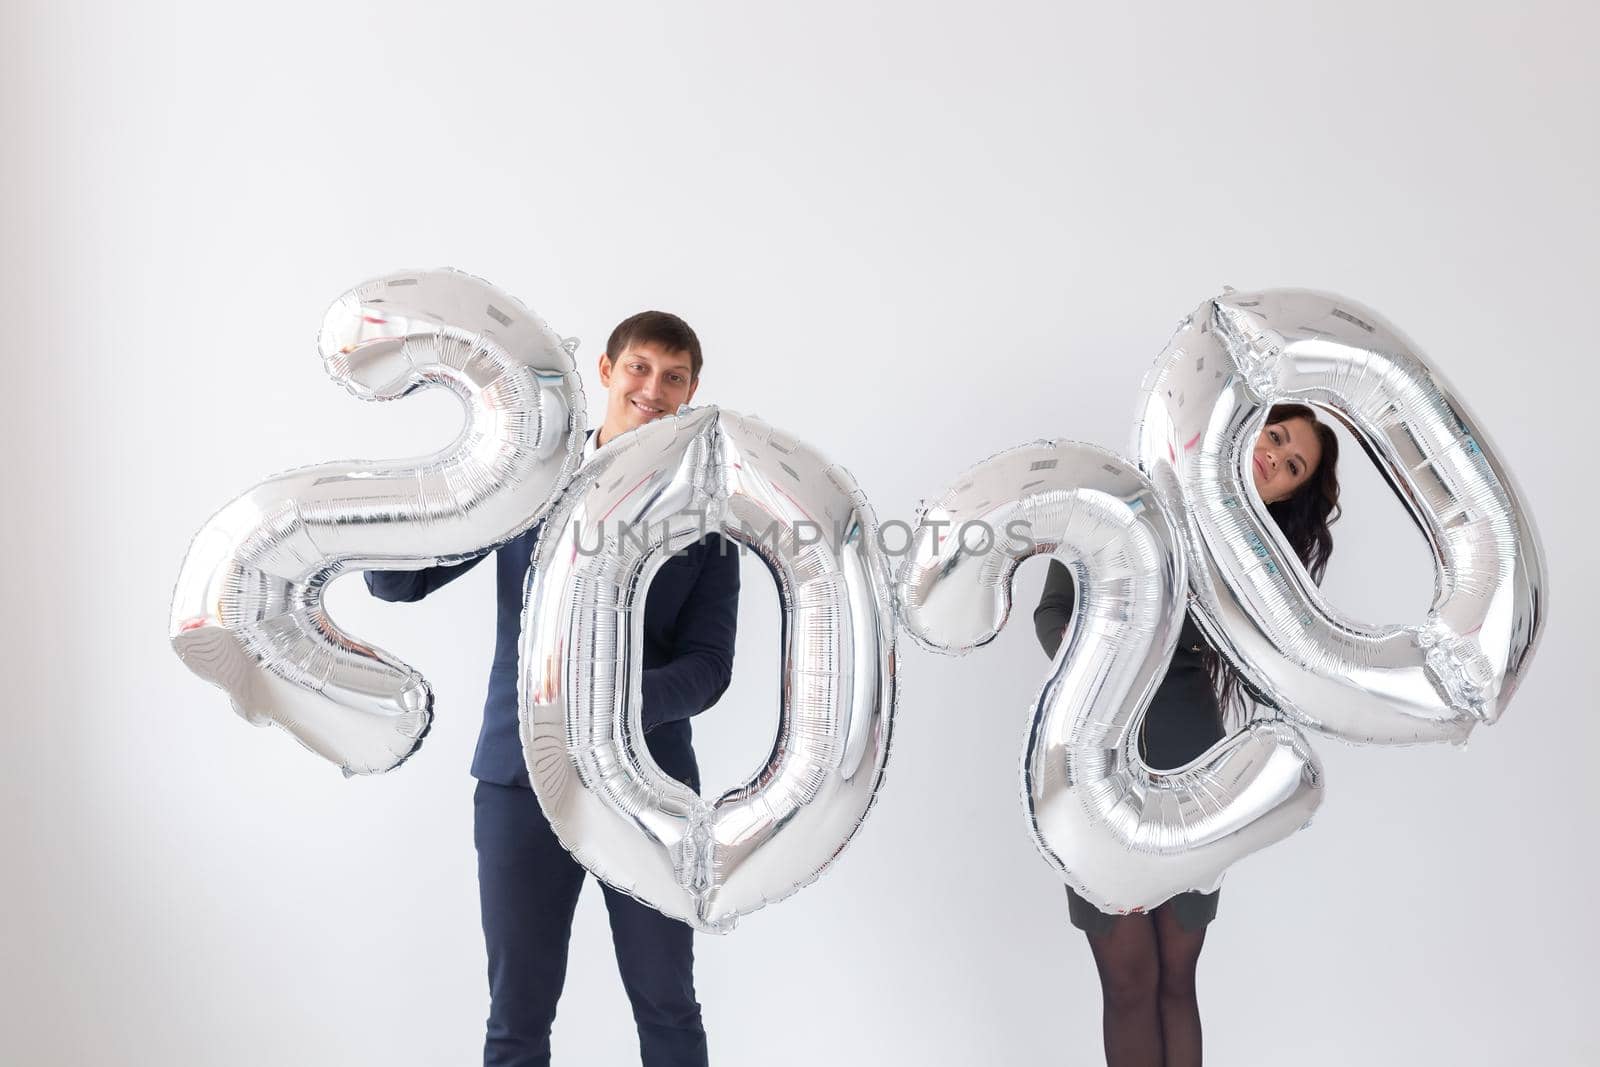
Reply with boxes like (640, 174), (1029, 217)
(596, 341), (699, 444)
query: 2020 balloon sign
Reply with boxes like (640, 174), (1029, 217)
(171, 271), (1547, 927)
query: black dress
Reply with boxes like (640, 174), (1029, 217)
(1032, 558), (1224, 933)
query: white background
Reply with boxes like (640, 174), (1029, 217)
(5, 1), (1596, 1064)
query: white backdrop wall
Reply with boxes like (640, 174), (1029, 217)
(4, 1), (1596, 1064)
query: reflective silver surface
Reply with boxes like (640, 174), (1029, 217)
(170, 268), (585, 774)
(520, 407), (897, 932)
(898, 442), (1322, 912)
(1135, 289), (1547, 744)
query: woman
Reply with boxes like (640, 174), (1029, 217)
(1032, 403), (1342, 1067)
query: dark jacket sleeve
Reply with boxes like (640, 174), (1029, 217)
(641, 535), (741, 731)
(1032, 559), (1076, 660)
(364, 551), (489, 603)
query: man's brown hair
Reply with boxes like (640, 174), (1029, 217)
(605, 311), (703, 380)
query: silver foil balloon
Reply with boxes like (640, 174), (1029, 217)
(521, 406), (896, 932)
(1135, 289), (1547, 745)
(171, 268), (585, 774)
(897, 442), (1322, 912)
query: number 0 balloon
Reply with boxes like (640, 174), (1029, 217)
(520, 407), (897, 932)
(1135, 288), (1547, 745)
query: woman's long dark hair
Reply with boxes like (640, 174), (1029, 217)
(1203, 403), (1342, 720)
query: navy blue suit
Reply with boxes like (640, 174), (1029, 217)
(366, 493), (740, 1067)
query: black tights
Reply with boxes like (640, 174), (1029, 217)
(1084, 902), (1207, 1067)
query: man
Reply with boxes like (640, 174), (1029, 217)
(366, 311), (740, 1067)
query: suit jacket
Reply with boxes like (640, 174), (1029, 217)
(1031, 558), (1222, 770)
(365, 467), (740, 790)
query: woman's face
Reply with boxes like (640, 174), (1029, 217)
(1251, 415), (1323, 504)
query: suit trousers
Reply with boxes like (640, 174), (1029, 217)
(473, 781), (707, 1067)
